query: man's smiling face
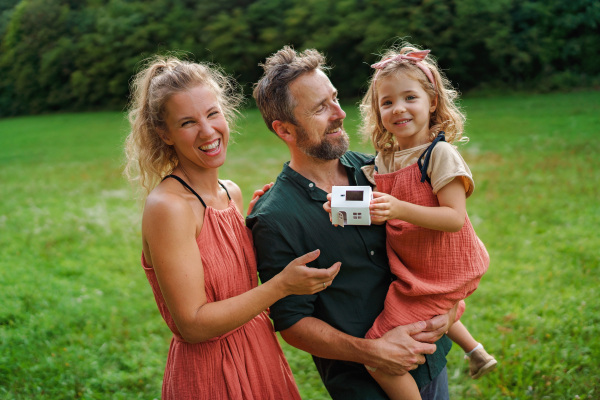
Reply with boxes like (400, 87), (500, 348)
(288, 69), (349, 160)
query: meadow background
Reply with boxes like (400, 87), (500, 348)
(1, 90), (599, 399)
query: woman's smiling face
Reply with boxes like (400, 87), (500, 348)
(161, 84), (230, 171)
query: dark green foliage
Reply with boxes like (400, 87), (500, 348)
(1, 0), (599, 117)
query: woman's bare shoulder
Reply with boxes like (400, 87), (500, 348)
(144, 181), (195, 226)
(220, 179), (243, 210)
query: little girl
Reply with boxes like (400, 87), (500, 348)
(359, 44), (497, 399)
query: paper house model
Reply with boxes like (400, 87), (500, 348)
(330, 186), (372, 226)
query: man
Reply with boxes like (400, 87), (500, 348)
(247, 46), (455, 399)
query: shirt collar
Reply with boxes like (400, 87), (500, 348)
(280, 154), (358, 201)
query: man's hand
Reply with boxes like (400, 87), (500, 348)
(323, 193), (334, 224)
(366, 321), (437, 375)
(411, 303), (458, 343)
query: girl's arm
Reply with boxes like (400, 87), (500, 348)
(143, 192), (340, 343)
(370, 177), (467, 232)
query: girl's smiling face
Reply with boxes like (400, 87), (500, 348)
(161, 84), (230, 171)
(377, 71), (437, 150)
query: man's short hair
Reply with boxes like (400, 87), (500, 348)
(253, 46), (328, 134)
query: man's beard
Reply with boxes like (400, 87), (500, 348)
(295, 120), (349, 160)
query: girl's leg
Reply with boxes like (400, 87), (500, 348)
(367, 367), (421, 400)
(447, 320), (478, 353)
(448, 320), (497, 379)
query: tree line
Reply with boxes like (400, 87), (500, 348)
(0, 0), (598, 117)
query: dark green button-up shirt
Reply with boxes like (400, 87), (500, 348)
(247, 151), (451, 399)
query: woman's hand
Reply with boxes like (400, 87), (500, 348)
(276, 249), (341, 296)
(246, 182), (274, 216)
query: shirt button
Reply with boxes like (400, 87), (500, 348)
(370, 250), (375, 256)
(309, 183), (314, 188)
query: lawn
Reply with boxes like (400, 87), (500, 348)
(0, 90), (599, 399)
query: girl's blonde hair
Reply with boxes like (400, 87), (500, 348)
(124, 55), (243, 196)
(360, 42), (467, 152)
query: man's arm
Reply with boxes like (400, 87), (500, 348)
(281, 316), (437, 375)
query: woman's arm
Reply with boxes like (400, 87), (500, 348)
(143, 192), (340, 343)
(369, 177), (467, 232)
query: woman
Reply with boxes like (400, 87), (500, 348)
(124, 55), (340, 399)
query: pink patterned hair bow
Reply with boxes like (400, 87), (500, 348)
(371, 50), (435, 88)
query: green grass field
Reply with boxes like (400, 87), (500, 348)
(1, 91), (599, 399)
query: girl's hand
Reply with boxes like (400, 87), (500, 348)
(277, 249), (341, 296)
(246, 182), (274, 216)
(370, 191), (404, 223)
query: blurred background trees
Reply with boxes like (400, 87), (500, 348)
(0, 0), (598, 117)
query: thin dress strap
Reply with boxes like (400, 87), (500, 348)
(163, 175), (207, 207)
(162, 174), (231, 207)
(417, 131), (446, 184)
(219, 181), (232, 200)
(162, 175), (232, 207)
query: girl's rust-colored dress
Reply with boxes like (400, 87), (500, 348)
(366, 139), (489, 340)
(142, 189), (301, 399)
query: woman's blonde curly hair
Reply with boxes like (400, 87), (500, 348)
(360, 42), (467, 152)
(124, 55), (243, 196)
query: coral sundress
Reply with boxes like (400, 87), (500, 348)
(142, 176), (301, 399)
(366, 137), (489, 339)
